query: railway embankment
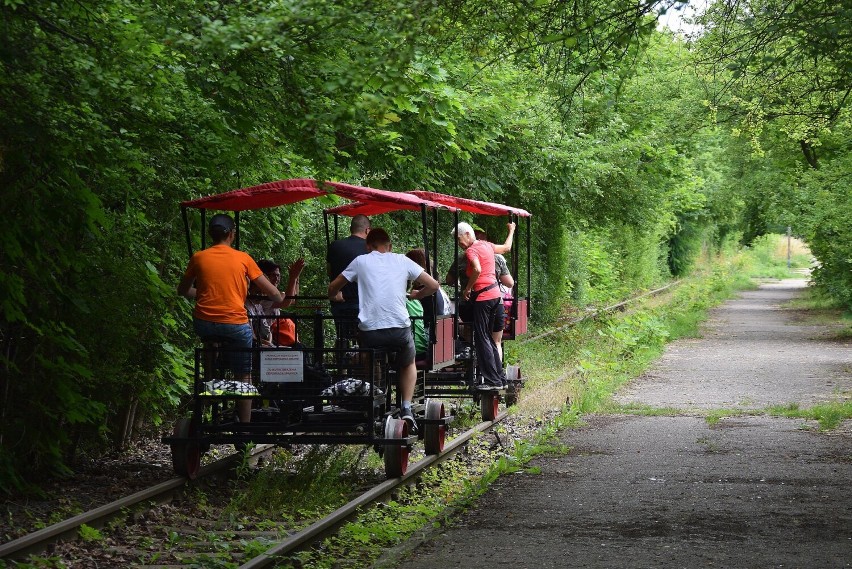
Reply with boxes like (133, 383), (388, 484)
(393, 278), (852, 568)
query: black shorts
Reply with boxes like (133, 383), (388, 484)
(358, 327), (416, 367)
(330, 301), (359, 341)
(492, 301), (506, 333)
(458, 300), (473, 323)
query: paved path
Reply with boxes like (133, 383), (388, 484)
(393, 279), (851, 568)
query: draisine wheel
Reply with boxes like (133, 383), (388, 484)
(423, 399), (446, 455)
(505, 387), (518, 407)
(383, 417), (409, 478)
(170, 417), (201, 480)
(480, 392), (499, 422)
(505, 365), (522, 406)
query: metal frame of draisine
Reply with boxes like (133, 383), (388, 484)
(165, 179), (455, 479)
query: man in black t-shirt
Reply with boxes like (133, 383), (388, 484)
(327, 214), (370, 344)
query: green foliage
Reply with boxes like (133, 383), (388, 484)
(78, 524), (104, 543)
(695, 0), (852, 160)
(740, 233), (813, 278)
(667, 214), (709, 277)
(788, 158), (852, 307)
(693, 0), (852, 307)
(225, 446), (356, 520)
(0, 0), (802, 488)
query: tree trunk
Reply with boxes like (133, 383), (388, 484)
(799, 139), (819, 169)
(113, 397), (138, 451)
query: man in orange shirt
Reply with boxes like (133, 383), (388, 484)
(178, 213), (283, 422)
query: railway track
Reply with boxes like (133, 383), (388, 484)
(2, 283), (683, 567)
(1, 412), (508, 567)
(0, 445), (278, 562)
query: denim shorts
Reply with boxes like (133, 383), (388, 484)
(193, 318), (253, 374)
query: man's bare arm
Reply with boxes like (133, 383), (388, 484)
(328, 274), (350, 302)
(273, 258), (305, 308)
(253, 275), (285, 304)
(411, 272), (439, 299)
(177, 273), (196, 299)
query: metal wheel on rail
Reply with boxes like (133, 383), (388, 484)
(505, 365), (521, 407)
(480, 392), (499, 421)
(423, 399), (446, 455)
(383, 417), (410, 478)
(170, 417), (201, 479)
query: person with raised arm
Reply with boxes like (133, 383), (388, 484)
(454, 221), (516, 389)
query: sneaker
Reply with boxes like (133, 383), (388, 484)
(455, 346), (472, 361)
(400, 407), (418, 435)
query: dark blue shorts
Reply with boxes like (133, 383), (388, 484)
(359, 327), (416, 367)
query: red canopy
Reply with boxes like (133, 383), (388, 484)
(326, 201), (415, 216)
(326, 183), (457, 215)
(408, 191), (530, 217)
(325, 188), (530, 217)
(181, 178), (458, 214)
(181, 179), (328, 211)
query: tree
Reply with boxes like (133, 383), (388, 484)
(690, 0), (852, 305)
(694, 0), (852, 168)
(0, 0), (726, 487)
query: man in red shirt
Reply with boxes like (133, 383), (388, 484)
(455, 221), (515, 389)
(178, 213), (284, 422)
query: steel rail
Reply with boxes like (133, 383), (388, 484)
(520, 281), (681, 344)
(239, 410), (510, 569)
(0, 445), (275, 560)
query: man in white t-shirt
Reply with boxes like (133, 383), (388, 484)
(327, 228), (439, 433)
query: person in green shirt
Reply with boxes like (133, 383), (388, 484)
(406, 294), (427, 359)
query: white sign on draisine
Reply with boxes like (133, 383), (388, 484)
(260, 350), (304, 383)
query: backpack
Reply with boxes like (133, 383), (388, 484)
(437, 287), (452, 315)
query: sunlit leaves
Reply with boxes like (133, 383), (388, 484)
(694, 0), (852, 153)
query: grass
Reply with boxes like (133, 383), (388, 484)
(225, 445), (371, 523)
(766, 400), (852, 431)
(704, 407), (751, 426)
(740, 233), (814, 279)
(683, 401), (852, 431)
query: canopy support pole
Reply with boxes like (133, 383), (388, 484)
(181, 206), (193, 259)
